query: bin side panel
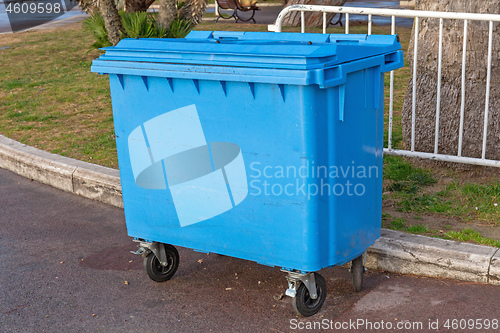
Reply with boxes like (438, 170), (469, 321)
(324, 66), (383, 266)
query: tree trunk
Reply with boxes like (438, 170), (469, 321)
(402, 0), (500, 162)
(124, 0), (149, 12)
(75, 0), (99, 15)
(99, 0), (124, 46)
(158, 0), (178, 29)
(281, 0), (347, 28)
(179, 0), (207, 25)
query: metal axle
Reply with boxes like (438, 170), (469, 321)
(131, 241), (169, 267)
(282, 270), (318, 299)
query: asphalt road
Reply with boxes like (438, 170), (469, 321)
(1, 167), (499, 332)
(0, 4), (85, 34)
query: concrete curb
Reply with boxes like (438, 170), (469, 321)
(0, 134), (499, 285)
(366, 229), (500, 285)
(0, 135), (122, 208)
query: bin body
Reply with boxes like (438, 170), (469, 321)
(92, 31), (403, 272)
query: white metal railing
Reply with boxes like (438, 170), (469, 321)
(268, 5), (500, 168)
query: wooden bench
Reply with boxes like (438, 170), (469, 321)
(215, 0), (260, 23)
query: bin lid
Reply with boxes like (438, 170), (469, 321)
(93, 31), (401, 70)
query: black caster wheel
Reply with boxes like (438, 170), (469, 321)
(352, 255), (364, 292)
(292, 273), (327, 317)
(144, 244), (179, 282)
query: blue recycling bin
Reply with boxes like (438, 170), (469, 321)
(92, 31), (403, 316)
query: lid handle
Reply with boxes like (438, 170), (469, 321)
(212, 31), (246, 40)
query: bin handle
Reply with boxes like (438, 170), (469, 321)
(317, 65), (346, 89)
(381, 51), (404, 73)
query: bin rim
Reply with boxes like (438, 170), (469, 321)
(92, 31), (402, 72)
(91, 49), (404, 89)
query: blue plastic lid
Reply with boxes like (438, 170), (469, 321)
(93, 31), (401, 70)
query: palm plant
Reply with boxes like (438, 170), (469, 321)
(83, 9), (193, 50)
(120, 11), (168, 38)
(166, 16), (193, 38)
(83, 11), (112, 49)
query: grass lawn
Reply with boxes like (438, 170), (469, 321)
(0, 20), (499, 245)
(0, 25), (115, 166)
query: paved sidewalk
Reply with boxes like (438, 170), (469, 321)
(0, 134), (499, 286)
(32, 13), (89, 31)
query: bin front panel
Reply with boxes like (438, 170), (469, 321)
(111, 76), (314, 269)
